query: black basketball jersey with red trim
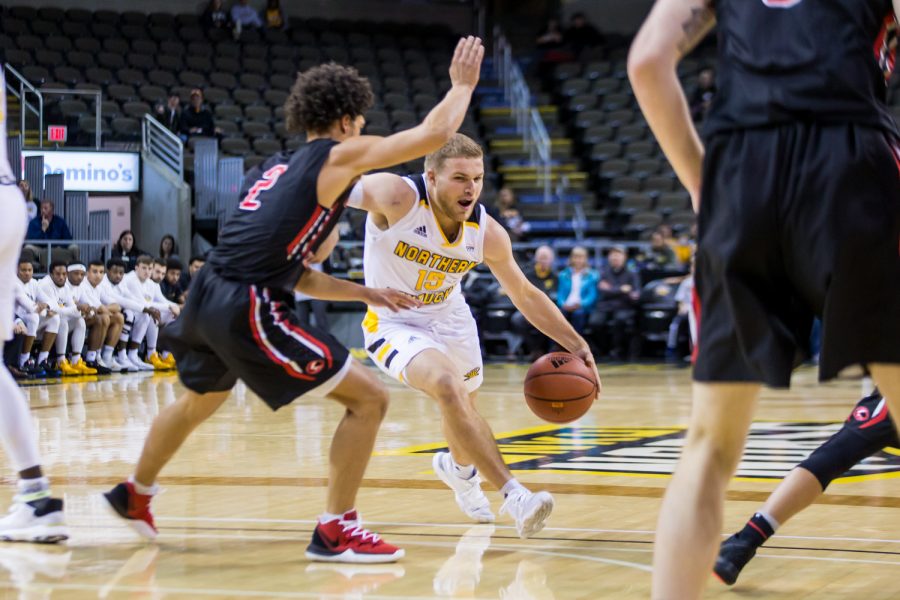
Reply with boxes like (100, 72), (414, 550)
(207, 139), (349, 291)
(704, 0), (898, 136)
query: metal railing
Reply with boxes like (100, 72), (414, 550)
(4, 64), (104, 149)
(21, 239), (115, 275)
(142, 114), (184, 179)
(41, 87), (102, 149)
(4, 63), (42, 147)
(492, 27), (552, 202)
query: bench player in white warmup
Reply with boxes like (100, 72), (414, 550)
(349, 134), (597, 537)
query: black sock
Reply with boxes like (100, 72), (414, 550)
(737, 512), (775, 547)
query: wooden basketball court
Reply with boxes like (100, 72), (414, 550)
(4, 364), (899, 598)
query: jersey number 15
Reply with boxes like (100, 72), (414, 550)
(239, 164), (289, 211)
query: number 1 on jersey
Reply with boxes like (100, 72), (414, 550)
(239, 164), (289, 211)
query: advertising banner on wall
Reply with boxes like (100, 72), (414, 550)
(21, 150), (140, 193)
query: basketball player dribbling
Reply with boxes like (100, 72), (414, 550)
(629, 1), (900, 597)
(0, 69), (67, 544)
(347, 133), (598, 537)
(103, 37), (485, 563)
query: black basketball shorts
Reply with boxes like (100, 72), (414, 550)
(693, 123), (900, 387)
(160, 267), (351, 410)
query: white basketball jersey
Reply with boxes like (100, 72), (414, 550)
(363, 173), (487, 323)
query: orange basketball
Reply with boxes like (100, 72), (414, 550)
(523, 352), (600, 423)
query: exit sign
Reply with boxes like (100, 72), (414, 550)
(47, 125), (67, 142)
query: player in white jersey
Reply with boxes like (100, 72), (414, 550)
(0, 68), (68, 542)
(37, 261), (96, 376)
(67, 261), (130, 374)
(13, 258), (61, 377)
(121, 256), (181, 371)
(101, 258), (158, 371)
(82, 260), (129, 372)
(350, 134), (597, 538)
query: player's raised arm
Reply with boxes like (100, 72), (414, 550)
(482, 216), (596, 373)
(628, 0), (715, 209)
(328, 36), (484, 176)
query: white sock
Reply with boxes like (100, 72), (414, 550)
(128, 475), (159, 496)
(451, 456), (476, 480)
(757, 510), (781, 532)
(160, 350), (171, 360)
(501, 479), (527, 498)
(117, 349), (129, 362)
(86, 350), (97, 363)
(18, 477), (50, 496)
(102, 346), (114, 362)
(71, 353), (82, 365)
(319, 512), (344, 524)
(147, 346), (156, 356)
(18, 353), (29, 368)
(37, 351), (49, 364)
(127, 349), (140, 362)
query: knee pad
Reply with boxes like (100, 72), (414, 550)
(798, 426), (889, 489)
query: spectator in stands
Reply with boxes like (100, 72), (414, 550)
(159, 234), (180, 262)
(155, 94), (182, 134)
(231, 0), (264, 34)
(564, 12), (605, 57)
(161, 258), (185, 304)
(23, 200), (78, 267)
(264, 0), (286, 29)
(597, 246), (641, 360)
(535, 17), (574, 81)
(690, 68), (717, 122)
(638, 230), (677, 270)
(201, 0), (231, 30)
(557, 246), (599, 335)
(179, 89), (217, 139)
(667, 259), (695, 362)
(18, 180), (37, 224)
(113, 230), (142, 272)
(496, 187), (530, 241)
(537, 18), (565, 50)
(672, 223), (696, 266)
(512, 245), (559, 359)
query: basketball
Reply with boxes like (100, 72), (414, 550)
(523, 352), (600, 423)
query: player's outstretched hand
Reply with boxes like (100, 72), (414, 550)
(572, 345), (600, 397)
(365, 288), (423, 313)
(449, 36), (484, 90)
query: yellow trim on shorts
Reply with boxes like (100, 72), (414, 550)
(376, 342), (392, 362)
(362, 309), (379, 333)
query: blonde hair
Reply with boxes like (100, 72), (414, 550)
(424, 133), (483, 172)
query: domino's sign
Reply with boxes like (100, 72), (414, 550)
(22, 150), (140, 192)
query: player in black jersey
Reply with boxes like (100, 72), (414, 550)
(715, 390), (898, 585)
(629, 1), (900, 597)
(102, 36), (485, 564)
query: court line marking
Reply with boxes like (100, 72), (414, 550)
(67, 531), (900, 570)
(151, 516), (900, 545)
(0, 582), (446, 600)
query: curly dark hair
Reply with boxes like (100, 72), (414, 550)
(284, 62), (374, 134)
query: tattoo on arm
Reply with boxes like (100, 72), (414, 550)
(678, 0), (716, 55)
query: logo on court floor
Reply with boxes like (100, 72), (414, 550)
(383, 423), (900, 482)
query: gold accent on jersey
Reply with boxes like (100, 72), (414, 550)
(392, 241), (478, 275)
